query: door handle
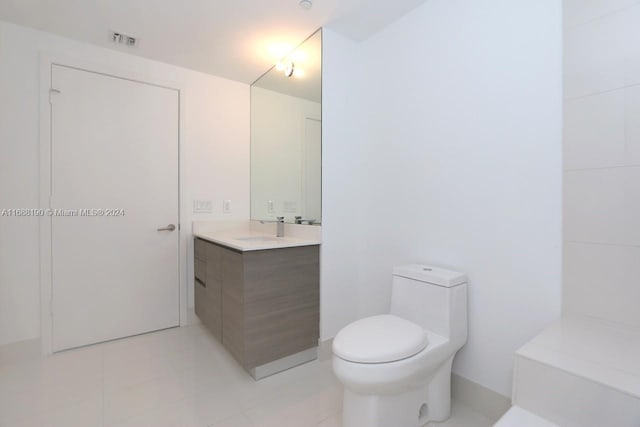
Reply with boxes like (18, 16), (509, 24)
(157, 224), (176, 232)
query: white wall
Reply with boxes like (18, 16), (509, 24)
(563, 2), (640, 327)
(320, 29), (367, 341)
(250, 87), (321, 221)
(0, 20), (250, 347)
(323, 0), (563, 397)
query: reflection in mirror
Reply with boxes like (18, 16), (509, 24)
(251, 29), (321, 225)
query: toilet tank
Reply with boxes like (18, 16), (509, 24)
(390, 265), (468, 345)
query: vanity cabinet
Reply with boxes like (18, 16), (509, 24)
(194, 238), (320, 376)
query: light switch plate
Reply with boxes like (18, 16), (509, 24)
(223, 200), (232, 214)
(267, 200), (274, 214)
(193, 200), (212, 214)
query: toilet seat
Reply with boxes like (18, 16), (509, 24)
(333, 314), (428, 363)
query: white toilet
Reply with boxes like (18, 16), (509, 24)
(332, 264), (468, 427)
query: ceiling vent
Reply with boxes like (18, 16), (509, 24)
(111, 32), (137, 47)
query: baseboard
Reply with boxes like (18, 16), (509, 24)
(0, 338), (41, 368)
(318, 338), (333, 361)
(184, 307), (202, 326)
(452, 373), (511, 422)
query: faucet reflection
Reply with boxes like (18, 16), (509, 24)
(294, 216), (316, 225)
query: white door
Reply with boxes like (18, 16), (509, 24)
(50, 65), (180, 352)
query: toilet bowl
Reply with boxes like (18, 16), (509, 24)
(332, 265), (468, 427)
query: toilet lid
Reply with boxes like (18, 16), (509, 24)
(333, 314), (428, 363)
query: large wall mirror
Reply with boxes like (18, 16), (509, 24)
(251, 29), (321, 225)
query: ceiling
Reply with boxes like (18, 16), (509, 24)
(0, 0), (427, 84)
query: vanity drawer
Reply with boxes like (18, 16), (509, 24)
(195, 277), (222, 341)
(194, 258), (206, 284)
(194, 238), (208, 261)
(194, 279), (207, 320)
(205, 243), (222, 287)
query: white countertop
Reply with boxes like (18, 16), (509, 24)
(194, 229), (321, 252)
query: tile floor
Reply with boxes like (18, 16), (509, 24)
(0, 325), (495, 427)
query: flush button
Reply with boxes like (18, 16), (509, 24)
(423, 267), (432, 271)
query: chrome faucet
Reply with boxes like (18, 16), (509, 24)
(260, 216), (285, 237)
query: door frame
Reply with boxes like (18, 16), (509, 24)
(39, 53), (189, 355)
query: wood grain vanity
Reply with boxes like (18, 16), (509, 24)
(194, 236), (320, 379)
